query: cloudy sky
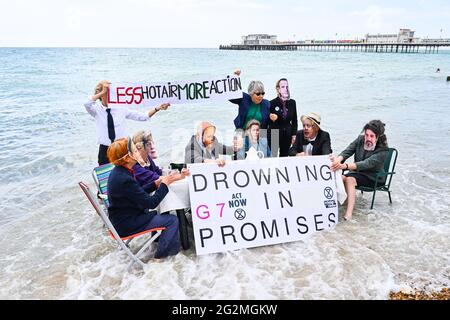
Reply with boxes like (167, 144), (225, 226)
(0, 0), (449, 47)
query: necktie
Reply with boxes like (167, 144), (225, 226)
(106, 108), (116, 143)
(281, 101), (287, 118)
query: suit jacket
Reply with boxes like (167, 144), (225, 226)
(268, 97), (298, 136)
(289, 129), (332, 156)
(107, 165), (169, 237)
(185, 135), (235, 164)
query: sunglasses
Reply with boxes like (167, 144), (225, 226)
(254, 92), (265, 96)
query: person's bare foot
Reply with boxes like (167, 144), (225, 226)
(344, 214), (352, 221)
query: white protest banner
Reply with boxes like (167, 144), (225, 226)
(187, 156), (339, 255)
(107, 75), (242, 107)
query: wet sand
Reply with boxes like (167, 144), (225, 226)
(390, 288), (449, 300)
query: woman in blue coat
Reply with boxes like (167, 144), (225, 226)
(229, 70), (271, 130)
(107, 137), (180, 259)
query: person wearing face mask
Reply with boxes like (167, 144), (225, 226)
(106, 137), (180, 259)
(184, 121), (241, 166)
(330, 120), (389, 221)
(268, 78), (298, 157)
(236, 120), (271, 159)
(289, 112), (332, 157)
(84, 80), (170, 166)
(131, 130), (189, 191)
(229, 70), (271, 131)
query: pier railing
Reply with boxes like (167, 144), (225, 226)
(219, 43), (450, 53)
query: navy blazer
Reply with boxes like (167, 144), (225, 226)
(107, 165), (169, 237)
(230, 92), (270, 129)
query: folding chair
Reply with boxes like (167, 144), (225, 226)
(356, 147), (399, 209)
(78, 181), (165, 270)
(92, 163), (114, 211)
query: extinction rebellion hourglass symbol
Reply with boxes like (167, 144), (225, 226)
(234, 208), (246, 220)
(324, 187), (334, 199)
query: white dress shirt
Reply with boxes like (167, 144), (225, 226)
(84, 98), (150, 146)
(302, 138), (316, 155)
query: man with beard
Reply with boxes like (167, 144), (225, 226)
(330, 120), (388, 221)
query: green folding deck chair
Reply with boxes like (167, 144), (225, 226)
(92, 163), (114, 211)
(356, 147), (398, 209)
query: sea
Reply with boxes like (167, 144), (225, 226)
(0, 48), (449, 299)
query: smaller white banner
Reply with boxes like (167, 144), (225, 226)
(107, 75), (242, 107)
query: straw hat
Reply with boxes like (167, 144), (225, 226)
(300, 112), (322, 129)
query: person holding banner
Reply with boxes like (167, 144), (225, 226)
(330, 120), (388, 221)
(106, 137), (180, 259)
(185, 121), (241, 166)
(236, 119), (271, 159)
(229, 70), (271, 131)
(84, 80), (170, 165)
(268, 78), (298, 157)
(289, 112), (332, 157)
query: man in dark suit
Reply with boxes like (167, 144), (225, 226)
(289, 112), (332, 156)
(268, 78), (298, 157)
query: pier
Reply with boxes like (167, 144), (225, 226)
(219, 43), (450, 54)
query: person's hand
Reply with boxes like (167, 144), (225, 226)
(269, 113), (278, 122)
(296, 152), (306, 157)
(216, 159), (226, 167)
(234, 69), (241, 76)
(158, 103), (170, 111)
(291, 136), (296, 146)
(233, 136), (243, 151)
(100, 81), (110, 93)
(330, 159), (344, 172)
(154, 177), (162, 188)
(181, 168), (190, 177)
(160, 175), (174, 186)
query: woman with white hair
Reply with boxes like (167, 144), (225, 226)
(229, 70), (271, 130)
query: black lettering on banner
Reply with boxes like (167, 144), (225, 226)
(149, 86), (157, 99)
(155, 85), (162, 98)
(213, 172), (228, 190)
(284, 217), (290, 235)
(314, 214), (324, 231)
(188, 83), (196, 100)
(305, 165), (318, 181)
(199, 228), (213, 247)
(296, 216), (309, 234)
(161, 85), (169, 99)
(234, 170), (250, 188)
(320, 165), (333, 181)
(195, 82), (204, 99)
(279, 190), (293, 208)
(221, 79), (227, 92)
(177, 84), (188, 100)
(141, 86), (149, 99)
(221, 225), (236, 244)
(296, 166), (302, 182)
(214, 80), (223, 94)
(263, 192), (270, 210)
(328, 212), (336, 224)
(252, 168), (271, 185)
(240, 223), (257, 241)
(192, 174), (207, 192)
(202, 80), (210, 99)
(261, 219), (279, 239)
(169, 83), (179, 98)
(275, 167), (290, 183)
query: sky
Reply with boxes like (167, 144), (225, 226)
(0, 0), (449, 47)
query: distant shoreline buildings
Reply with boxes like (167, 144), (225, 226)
(239, 29), (450, 45)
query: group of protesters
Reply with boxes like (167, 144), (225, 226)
(84, 71), (389, 259)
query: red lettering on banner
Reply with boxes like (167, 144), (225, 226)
(125, 87), (134, 104)
(133, 86), (143, 104)
(116, 87), (126, 104)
